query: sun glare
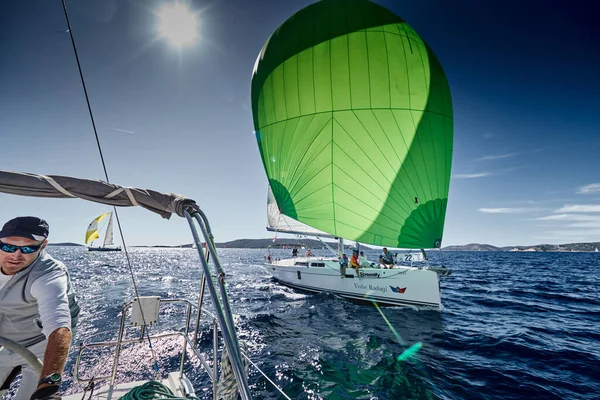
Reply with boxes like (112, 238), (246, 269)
(158, 3), (198, 47)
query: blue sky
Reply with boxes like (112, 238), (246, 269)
(1, 0), (598, 247)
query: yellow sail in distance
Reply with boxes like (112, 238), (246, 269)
(85, 212), (110, 245)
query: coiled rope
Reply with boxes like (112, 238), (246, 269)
(117, 341), (250, 400)
(118, 381), (198, 400)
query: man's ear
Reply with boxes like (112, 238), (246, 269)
(41, 239), (49, 250)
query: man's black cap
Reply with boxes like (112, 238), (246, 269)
(0, 216), (49, 241)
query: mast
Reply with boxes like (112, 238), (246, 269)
(337, 238), (344, 258)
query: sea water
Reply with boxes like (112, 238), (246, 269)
(4, 247), (598, 399)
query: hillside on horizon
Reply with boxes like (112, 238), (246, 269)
(442, 242), (600, 252)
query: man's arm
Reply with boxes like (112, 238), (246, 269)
(37, 328), (72, 387)
(29, 328), (72, 399)
(29, 269), (74, 391)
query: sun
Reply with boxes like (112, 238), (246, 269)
(157, 3), (198, 47)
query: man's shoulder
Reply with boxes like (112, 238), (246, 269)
(30, 252), (67, 277)
(40, 252), (66, 266)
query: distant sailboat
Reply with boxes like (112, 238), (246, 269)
(85, 212), (121, 251)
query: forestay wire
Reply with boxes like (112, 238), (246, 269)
(60, 0), (160, 376)
(277, 209), (337, 256)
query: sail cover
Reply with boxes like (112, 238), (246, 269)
(0, 171), (198, 219)
(267, 186), (334, 238)
(251, 0), (453, 248)
(85, 212), (110, 245)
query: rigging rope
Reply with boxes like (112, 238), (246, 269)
(60, 0), (159, 377)
(277, 213), (335, 257)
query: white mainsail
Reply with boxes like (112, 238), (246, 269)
(267, 186), (334, 239)
(103, 213), (115, 247)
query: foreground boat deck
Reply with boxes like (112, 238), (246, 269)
(62, 372), (195, 400)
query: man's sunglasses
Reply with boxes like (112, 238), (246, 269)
(0, 240), (43, 254)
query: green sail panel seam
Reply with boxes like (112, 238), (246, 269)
(256, 107), (452, 131)
(285, 118), (332, 194)
(282, 114), (318, 184)
(367, 110), (423, 211)
(331, 116), (414, 216)
(289, 164), (333, 205)
(332, 181), (410, 224)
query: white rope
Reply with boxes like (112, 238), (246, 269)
(41, 175), (76, 197)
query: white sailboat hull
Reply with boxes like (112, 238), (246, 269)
(266, 257), (442, 309)
(87, 246), (121, 252)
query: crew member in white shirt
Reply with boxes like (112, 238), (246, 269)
(0, 216), (80, 400)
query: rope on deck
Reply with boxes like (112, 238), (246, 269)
(118, 381), (198, 400)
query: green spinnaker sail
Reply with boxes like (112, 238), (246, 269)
(251, 0), (453, 249)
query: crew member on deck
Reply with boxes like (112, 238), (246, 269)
(339, 253), (348, 276)
(0, 217), (80, 400)
(379, 247), (395, 269)
(358, 251), (374, 268)
(350, 250), (362, 272)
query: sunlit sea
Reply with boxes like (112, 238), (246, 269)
(5, 247), (600, 399)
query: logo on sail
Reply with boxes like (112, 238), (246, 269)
(390, 286), (407, 294)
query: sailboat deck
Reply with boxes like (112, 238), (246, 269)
(62, 372), (195, 400)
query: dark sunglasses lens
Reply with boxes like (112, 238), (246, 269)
(0, 243), (18, 253)
(21, 246), (40, 254)
(0, 242), (41, 253)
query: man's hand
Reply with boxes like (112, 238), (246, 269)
(33, 328), (70, 400)
(30, 384), (60, 400)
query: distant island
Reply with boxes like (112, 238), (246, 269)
(48, 239), (600, 252)
(442, 242), (600, 252)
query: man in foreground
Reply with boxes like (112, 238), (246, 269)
(0, 217), (80, 400)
